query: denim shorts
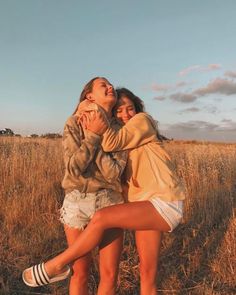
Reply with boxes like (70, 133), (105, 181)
(149, 197), (183, 232)
(60, 189), (124, 230)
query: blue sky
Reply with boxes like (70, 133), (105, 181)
(1, 0), (236, 142)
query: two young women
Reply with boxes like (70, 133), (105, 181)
(23, 77), (185, 295)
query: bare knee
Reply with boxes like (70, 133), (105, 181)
(71, 261), (89, 284)
(91, 210), (106, 229)
(139, 263), (157, 283)
(100, 268), (118, 288)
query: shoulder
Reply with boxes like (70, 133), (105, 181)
(64, 115), (81, 129)
(135, 112), (153, 120)
(127, 113), (158, 136)
(128, 112), (156, 126)
(63, 115), (83, 137)
(65, 115), (76, 126)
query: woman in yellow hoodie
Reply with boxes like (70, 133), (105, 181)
(23, 85), (185, 295)
(101, 87), (185, 294)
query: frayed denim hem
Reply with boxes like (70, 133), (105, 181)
(59, 207), (88, 230)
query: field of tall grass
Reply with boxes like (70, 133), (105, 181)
(0, 137), (235, 295)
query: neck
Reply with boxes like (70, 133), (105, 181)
(99, 105), (113, 119)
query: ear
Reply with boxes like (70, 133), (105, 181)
(85, 93), (95, 102)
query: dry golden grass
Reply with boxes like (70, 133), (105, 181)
(0, 137), (235, 294)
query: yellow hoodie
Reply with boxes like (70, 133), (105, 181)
(102, 112), (186, 202)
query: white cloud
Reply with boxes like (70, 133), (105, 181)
(156, 78), (236, 104)
(179, 105), (218, 114)
(170, 92), (197, 103)
(179, 64), (221, 76)
(153, 95), (166, 101)
(151, 83), (171, 92)
(194, 78), (236, 96)
(150, 81), (189, 93)
(161, 120), (236, 142)
(224, 71), (236, 78)
(179, 107), (200, 114)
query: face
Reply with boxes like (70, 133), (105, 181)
(87, 78), (117, 109)
(115, 96), (136, 124)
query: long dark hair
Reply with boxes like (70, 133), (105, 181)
(115, 88), (145, 113)
(115, 87), (162, 141)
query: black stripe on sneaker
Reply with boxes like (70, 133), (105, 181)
(40, 263), (49, 284)
(37, 264), (48, 285)
(36, 264), (44, 285)
(32, 265), (41, 286)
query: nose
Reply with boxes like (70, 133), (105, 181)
(107, 84), (113, 91)
(123, 109), (130, 117)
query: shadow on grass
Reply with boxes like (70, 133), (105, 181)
(158, 189), (236, 294)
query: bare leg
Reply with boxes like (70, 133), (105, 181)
(135, 230), (162, 295)
(64, 225), (92, 295)
(97, 228), (123, 295)
(36, 202), (170, 277)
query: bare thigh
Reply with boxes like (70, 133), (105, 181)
(95, 201), (171, 232)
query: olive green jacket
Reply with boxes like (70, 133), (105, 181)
(62, 115), (127, 194)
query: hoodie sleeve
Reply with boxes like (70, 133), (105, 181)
(102, 113), (158, 152)
(95, 149), (127, 183)
(63, 116), (101, 177)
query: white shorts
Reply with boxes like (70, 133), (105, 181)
(60, 189), (124, 230)
(149, 197), (183, 232)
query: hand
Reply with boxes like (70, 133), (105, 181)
(81, 111), (108, 135)
(77, 100), (98, 114)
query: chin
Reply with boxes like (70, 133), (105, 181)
(116, 119), (125, 125)
(122, 120), (129, 124)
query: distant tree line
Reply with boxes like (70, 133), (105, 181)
(40, 133), (62, 139)
(1, 128), (170, 141)
(0, 128), (62, 138)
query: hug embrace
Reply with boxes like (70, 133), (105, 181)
(22, 77), (185, 295)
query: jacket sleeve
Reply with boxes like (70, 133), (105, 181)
(102, 113), (157, 152)
(63, 117), (101, 177)
(95, 149), (127, 183)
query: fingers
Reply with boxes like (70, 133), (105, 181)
(80, 113), (92, 129)
(77, 110), (108, 135)
(88, 112), (108, 135)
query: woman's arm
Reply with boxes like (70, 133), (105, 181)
(63, 117), (101, 177)
(102, 113), (158, 152)
(95, 149), (127, 183)
(77, 109), (127, 182)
